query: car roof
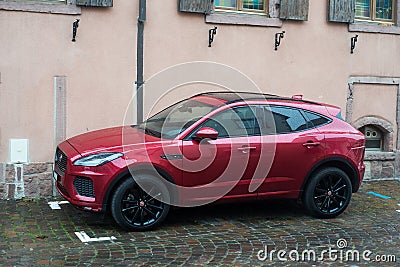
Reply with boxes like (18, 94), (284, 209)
(191, 91), (321, 106)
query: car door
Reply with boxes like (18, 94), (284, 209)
(180, 105), (261, 205)
(256, 105), (327, 198)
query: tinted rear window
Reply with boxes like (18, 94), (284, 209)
(270, 106), (308, 133)
(303, 110), (330, 127)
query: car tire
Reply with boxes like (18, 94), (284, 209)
(110, 174), (170, 231)
(303, 167), (352, 219)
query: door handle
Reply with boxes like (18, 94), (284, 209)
(303, 141), (320, 148)
(237, 146), (257, 153)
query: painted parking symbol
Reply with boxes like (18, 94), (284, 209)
(48, 201), (69, 210)
(74, 231), (117, 243)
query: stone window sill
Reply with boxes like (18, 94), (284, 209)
(206, 12), (282, 27)
(349, 22), (400, 35)
(0, 1), (81, 15)
(364, 151), (396, 161)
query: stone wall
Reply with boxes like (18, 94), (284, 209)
(0, 163), (54, 199)
(363, 152), (397, 180)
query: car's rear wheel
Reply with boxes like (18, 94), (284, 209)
(303, 167), (352, 218)
(110, 174), (170, 231)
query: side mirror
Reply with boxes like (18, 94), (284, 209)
(194, 127), (219, 140)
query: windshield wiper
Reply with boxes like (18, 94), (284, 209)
(138, 126), (160, 137)
(145, 128), (159, 137)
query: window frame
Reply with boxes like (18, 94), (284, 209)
(214, 0), (268, 15)
(0, 0), (81, 15)
(266, 105), (332, 135)
(267, 105), (310, 134)
(302, 110), (332, 129)
(184, 105), (262, 140)
(349, 0), (400, 34)
(206, 0), (282, 27)
(360, 125), (384, 151)
(355, 0), (396, 24)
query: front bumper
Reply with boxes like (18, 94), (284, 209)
(54, 141), (123, 212)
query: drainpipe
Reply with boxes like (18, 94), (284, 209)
(136, 0), (146, 123)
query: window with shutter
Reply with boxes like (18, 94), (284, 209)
(355, 0), (395, 22)
(76, 0), (112, 7)
(205, 0), (282, 27)
(0, 0), (81, 14)
(328, 0), (355, 23)
(179, 0), (214, 14)
(279, 0), (309, 21)
(214, 0), (267, 14)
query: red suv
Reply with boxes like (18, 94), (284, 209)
(54, 92), (365, 231)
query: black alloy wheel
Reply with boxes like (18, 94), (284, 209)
(303, 167), (352, 218)
(111, 175), (170, 231)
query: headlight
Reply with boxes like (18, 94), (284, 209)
(73, 152), (124, 167)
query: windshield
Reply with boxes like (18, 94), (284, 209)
(134, 99), (216, 139)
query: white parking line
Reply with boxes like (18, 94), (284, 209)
(74, 231), (117, 243)
(48, 201), (69, 210)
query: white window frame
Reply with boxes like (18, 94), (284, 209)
(0, 0), (81, 15)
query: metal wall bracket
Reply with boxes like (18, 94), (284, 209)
(351, 35), (358, 54)
(275, 31), (285, 51)
(209, 26), (217, 47)
(72, 19), (80, 42)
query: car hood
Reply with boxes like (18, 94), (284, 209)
(66, 126), (162, 155)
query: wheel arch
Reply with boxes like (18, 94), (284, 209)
(300, 157), (360, 197)
(101, 164), (177, 212)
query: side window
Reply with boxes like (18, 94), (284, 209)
(270, 106), (308, 134)
(195, 106), (260, 138)
(303, 110), (330, 128)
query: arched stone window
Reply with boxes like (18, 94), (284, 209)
(352, 116), (394, 152)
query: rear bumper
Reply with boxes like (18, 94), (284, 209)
(355, 161), (365, 192)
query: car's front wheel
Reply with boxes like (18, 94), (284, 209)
(303, 167), (352, 218)
(110, 174), (170, 231)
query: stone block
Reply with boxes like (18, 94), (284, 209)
(8, 184), (15, 199)
(38, 173), (53, 197)
(24, 175), (39, 198)
(0, 163), (4, 182)
(364, 161), (371, 180)
(381, 161), (394, 178)
(24, 163), (49, 175)
(370, 161), (382, 178)
(5, 165), (15, 183)
(0, 182), (7, 199)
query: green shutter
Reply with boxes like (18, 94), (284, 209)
(76, 0), (113, 7)
(280, 0), (309, 21)
(179, 0), (214, 14)
(328, 0), (355, 23)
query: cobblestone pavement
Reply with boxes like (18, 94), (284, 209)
(0, 180), (399, 267)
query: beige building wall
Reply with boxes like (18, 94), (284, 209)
(0, 1), (400, 197)
(352, 84), (398, 130)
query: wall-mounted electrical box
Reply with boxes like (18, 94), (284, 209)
(9, 139), (29, 163)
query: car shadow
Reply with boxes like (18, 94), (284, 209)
(64, 199), (306, 231)
(163, 199), (306, 228)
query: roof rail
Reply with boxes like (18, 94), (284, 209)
(191, 91), (320, 105)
